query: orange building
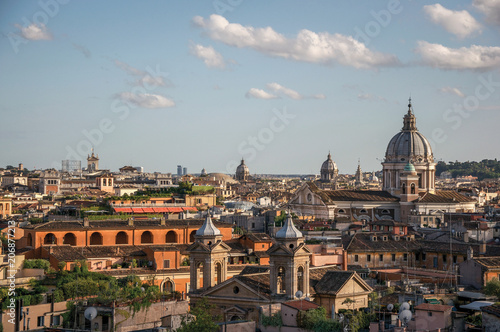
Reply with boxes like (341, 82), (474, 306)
(0, 198), (12, 219)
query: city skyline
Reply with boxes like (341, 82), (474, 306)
(1, 1), (499, 175)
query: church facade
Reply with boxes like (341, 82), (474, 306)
(289, 100), (476, 223)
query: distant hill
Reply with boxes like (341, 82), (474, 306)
(436, 159), (500, 180)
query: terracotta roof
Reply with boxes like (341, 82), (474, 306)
(23, 218), (231, 230)
(48, 245), (146, 262)
(235, 274), (272, 299)
(242, 233), (273, 242)
(283, 299), (319, 311)
(239, 266), (270, 275)
(482, 305), (500, 317)
(307, 182), (399, 203)
(418, 191), (476, 204)
(415, 303), (453, 312)
(472, 257), (500, 269)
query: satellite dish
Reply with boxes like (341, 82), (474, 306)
(387, 304), (394, 311)
(84, 307), (97, 321)
(338, 313), (344, 322)
(295, 290), (303, 298)
(400, 302), (410, 311)
(399, 309), (412, 324)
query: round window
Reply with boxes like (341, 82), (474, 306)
(307, 193), (312, 202)
(233, 286), (239, 294)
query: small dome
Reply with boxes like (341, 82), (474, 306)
(195, 215), (221, 236)
(404, 162), (416, 172)
(321, 152), (337, 172)
(201, 168), (207, 176)
(385, 101), (433, 163)
(276, 214), (303, 239)
(235, 159), (250, 181)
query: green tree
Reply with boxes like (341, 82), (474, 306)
(484, 278), (500, 300)
(177, 298), (220, 332)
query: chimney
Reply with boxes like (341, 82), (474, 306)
(480, 241), (487, 255)
(342, 249), (348, 271)
(160, 216), (166, 226)
(128, 218), (134, 226)
(83, 217), (89, 227)
(467, 246), (474, 260)
(463, 232), (469, 243)
(179, 212), (185, 220)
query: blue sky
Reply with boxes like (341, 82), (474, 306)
(1, 0), (499, 175)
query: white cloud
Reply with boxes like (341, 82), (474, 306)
(423, 4), (481, 38)
(192, 14), (400, 69)
(245, 88), (278, 99)
(415, 41), (500, 70)
(117, 92), (175, 108)
(313, 94), (326, 99)
(473, 0), (500, 26)
(438, 87), (465, 97)
(266, 83), (302, 100)
(72, 43), (91, 58)
(357, 93), (387, 102)
(189, 43), (227, 69)
(114, 60), (168, 87)
(15, 23), (52, 40)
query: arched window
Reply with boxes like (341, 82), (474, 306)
(44, 233), (57, 245)
(338, 209), (345, 214)
(63, 233), (76, 245)
(411, 183), (416, 194)
(402, 183), (406, 194)
(27, 233), (33, 247)
(189, 230), (196, 243)
(196, 262), (204, 289)
(90, 232), (103, 245)
(116, 231), (128, 245)
(163, 280), (174, 293)
(277, 267), (286, 294)
(141, 231), (153, 244)
(360, 209), (368, 214)
(166, 231), (177, 243)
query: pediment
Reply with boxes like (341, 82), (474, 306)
(201, 277), (269, 301)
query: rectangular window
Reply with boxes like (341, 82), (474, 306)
(354, 255), (359, 262)
(380, 226), (385, 231)
(443, 254), (447, 263)
(433, 257), (438, 268)
(367, 254), (371, 262)
(403, 253), (408, 261)
(416, 252), (420, 261)
(422, 253), (426, 261)
(392, 254), (396, 262)
(37, 316), (45, 327)
(453, 255), (457, 264)
(379, 254), (383, 262)
(252, 223), (255, 228)
(52, 315), (61, 326)
(428, 312), (432, 317)
(163, 260), (170, 269)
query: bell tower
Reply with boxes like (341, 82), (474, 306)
(187, 215), (231, 292)
(267, 214), (312, 299)
(400, 162), (419, 222)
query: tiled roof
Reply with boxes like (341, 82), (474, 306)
(482, 305), (500, 317)
(313, 271), (355, 295)
(235, 274), (272, 299)
(415, 303), (453, 312)
(239, 266), (270, 275)
(473, 257), (500, 268)
(283, 299), (319, 311)
(48, 245), (146, 261)
(307, 182), (399, 203)
(418, 191), (476, 204)
(244, 233), (273, 242)
(23, 218), (231, 230)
